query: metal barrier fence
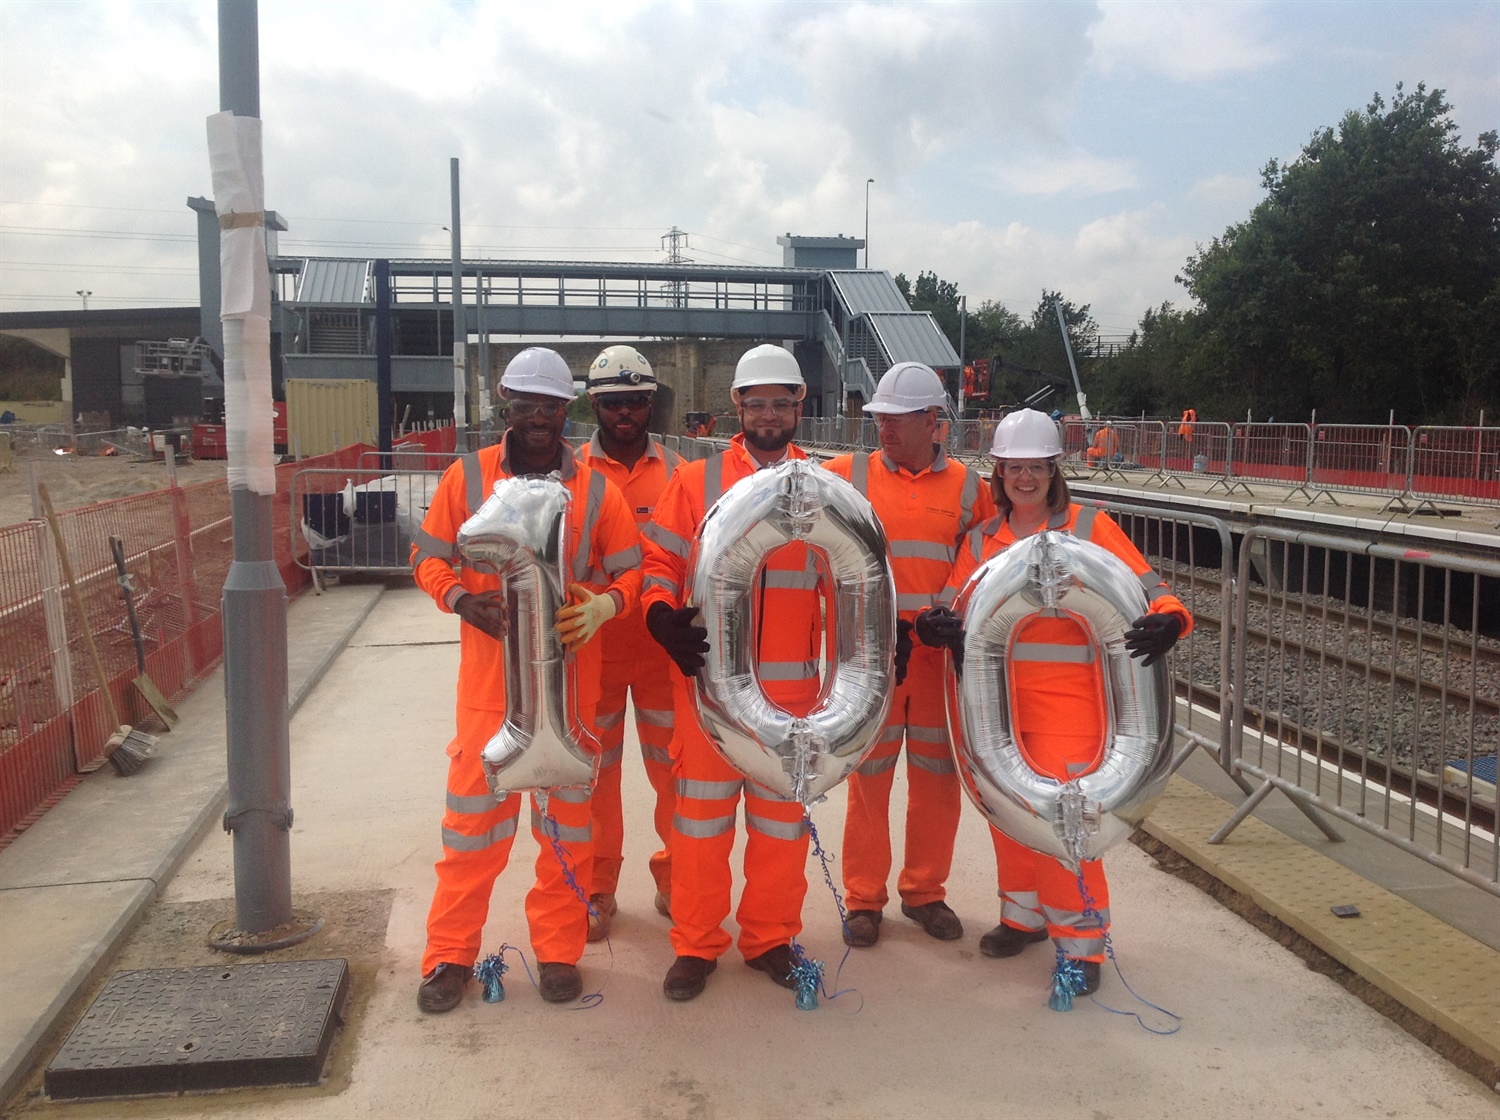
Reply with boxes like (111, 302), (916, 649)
(1075, 498), (1236, 770)
(1220, 525), (1500, 893)
(1229, 422), (1313, 493)
(1310, 424), (1412, 503)
(0, 447), (361, 842)
(1407, 426), (1500, 511)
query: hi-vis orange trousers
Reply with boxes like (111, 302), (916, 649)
(422, 703), (594, 975)
(667, 673), (813, 961)
(841, 646), (961, 911)
(590, 648), (677, 896)
(990, 728), (1111, 962)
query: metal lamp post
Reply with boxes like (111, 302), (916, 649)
(864, 178), (874, 268)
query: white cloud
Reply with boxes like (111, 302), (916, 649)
(1090, 0), (1286, 81)
(986, 151), (1140, 197)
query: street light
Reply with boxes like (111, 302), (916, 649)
(76, 290), (91, 310)
(864, 178), (874, 268)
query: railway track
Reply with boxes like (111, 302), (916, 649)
(1170, 567), (1500, 719)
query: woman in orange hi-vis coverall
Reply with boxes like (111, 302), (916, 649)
(821, 362), (994, 950)
(917, 408), (1190, 997)
(575, 345), (683, 940)
(640, 344), (824, 1002)
(410, 348), (642, 1014)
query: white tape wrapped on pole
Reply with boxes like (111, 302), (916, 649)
(207, 110), (276, 496)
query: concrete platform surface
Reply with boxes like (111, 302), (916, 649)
(3, 583), (1500, 1118)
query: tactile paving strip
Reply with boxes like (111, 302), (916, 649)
(1145, 777), (1500, 1066)
(45, 958), (348, 1100)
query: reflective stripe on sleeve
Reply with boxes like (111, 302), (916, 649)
(644, 522), (691, 558)
(897, 592), (936, 612)
(412, 529), (457, 568)
(643, 574), (679, 597)
(604, 543), (643, 575)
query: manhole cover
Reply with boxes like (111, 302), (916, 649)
(45, 958), (348, 1100)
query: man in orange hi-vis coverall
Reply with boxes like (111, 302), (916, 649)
(916, 408), (1190, 997)
(822, 362), (994, 950)
(641, 343), (823, 1002)
(575, 345), (683, 941)
(410, 347), (642, 1014)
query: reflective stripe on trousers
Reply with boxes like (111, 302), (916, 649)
(668, 720), (810, 961)
(423, 704), (595, 974)
(841, 651), (961, 911)
(588, 655), (677, 896)
(990, 825), (1110, 962)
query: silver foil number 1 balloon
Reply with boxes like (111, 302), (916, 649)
(457, 475), (601, 799)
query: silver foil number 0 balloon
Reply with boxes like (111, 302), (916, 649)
(687, 459), (896, 808)
(945, 530), (1174, 868)
(457, 475), (601, 799)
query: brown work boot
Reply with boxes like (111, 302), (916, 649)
(978, 923), (1049, 959)
(538, 961), (583, 1003)
(416, 962), (469, 1013)
(745, 943), (798, 990)
(901, 900), (964, 941)
(663, 955), (716, 1001)
(843, 909), (882, 948)
(653, 890), (672, 918)
(1076, 959), (1102, 995)
(586, 893), (618, 943)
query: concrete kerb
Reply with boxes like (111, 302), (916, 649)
(0, 580), (388, 1105)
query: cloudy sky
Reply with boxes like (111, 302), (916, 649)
(2, 0), (1496, 338)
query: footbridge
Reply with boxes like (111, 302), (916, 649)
(269, 253), (962, 419)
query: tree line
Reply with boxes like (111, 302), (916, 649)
(900, 84), (1499, 426)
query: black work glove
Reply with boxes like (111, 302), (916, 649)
(914, 606), (964, 652)
(1124, 612), (1183, 666)
(646, 601), (710, 676)
(454, 590), (507, 641)
(894, 619), (913, 685)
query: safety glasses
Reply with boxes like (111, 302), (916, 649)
(1001, 460), (1054, 478)
(597, 393), (653, 412)
(506, 399), (568, 419)
(740, 397), (797, 416)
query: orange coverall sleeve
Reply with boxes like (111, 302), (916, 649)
(591, 478), (644, 614)
(1086, 511), (1194, 636)
(640, 462), (702, 612)
(410, 458), (481, 613)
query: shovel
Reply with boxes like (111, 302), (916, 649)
(108, 535), (179, 730)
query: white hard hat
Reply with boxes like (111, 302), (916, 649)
(991, 408), (1063, 458)
(730, 344), (806, 397)
(500, 347), (575, 401)
(863, 362), (949, 415)
(586, 345), (657, 396)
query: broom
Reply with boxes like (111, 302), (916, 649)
(108, 535), (179, 730)
(37, 483), (156, 775)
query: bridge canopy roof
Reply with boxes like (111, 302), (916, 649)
(865, 311), (962, 369)
(827, 270), (911, 315)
